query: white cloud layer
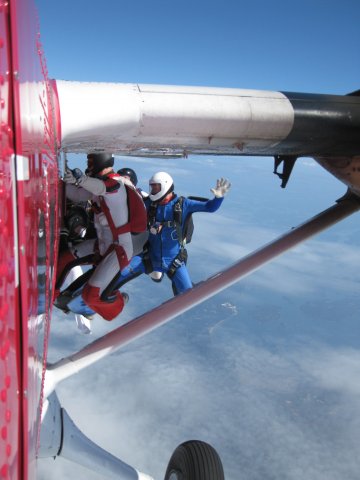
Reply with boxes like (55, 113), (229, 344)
(38, 157), (360, 479)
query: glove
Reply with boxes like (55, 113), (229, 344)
(63, 168), (84, 185)
(210, 177), (231, 198)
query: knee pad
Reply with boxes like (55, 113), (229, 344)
(82, 284), (125, 321)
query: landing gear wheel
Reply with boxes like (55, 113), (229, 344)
(164, 440), (224, 480)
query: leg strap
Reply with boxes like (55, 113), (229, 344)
(167, 249), (188, 279)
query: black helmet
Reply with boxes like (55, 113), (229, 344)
(86, 153), (114, 176)
(117, 167), (138, 186)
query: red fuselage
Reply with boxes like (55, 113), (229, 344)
(0, 0), (59, 478)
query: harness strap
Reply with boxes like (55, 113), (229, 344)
(142, 243), (154, 274)
(167, 249), (188, 279)
(173, 197), (186, 248)
(98, 195), (131, 239)
(147, 203), (157, 228)
(92, 197), (131, 273)
(102, 242), (130, 270)
(149, 198), (186, 247)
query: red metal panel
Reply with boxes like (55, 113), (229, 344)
(0, 2), (21, 479)
(0, 0), (60, 479)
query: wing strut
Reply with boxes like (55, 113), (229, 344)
(39, 392), (153, 479)
(45, 193), (360, 395)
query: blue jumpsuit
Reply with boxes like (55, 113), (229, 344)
(66, 194), (223, 315)
(142, 194), (223, 293)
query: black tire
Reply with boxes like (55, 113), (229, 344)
(164, 440), (224, 480)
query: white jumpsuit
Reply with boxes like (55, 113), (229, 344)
(63, 173), (133, 320)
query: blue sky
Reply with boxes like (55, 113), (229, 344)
(36, 0), (359, 94)
(35, 1), (360, 479)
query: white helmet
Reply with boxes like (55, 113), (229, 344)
(149, 171), (174, 202)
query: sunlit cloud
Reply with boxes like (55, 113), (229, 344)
(39, 156), (360, 480)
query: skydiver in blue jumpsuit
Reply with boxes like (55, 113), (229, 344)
(142, 172), (231, 294)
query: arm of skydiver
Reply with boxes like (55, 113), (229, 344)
(65, 184), (93, 202)
(186, 177), (232, 214)
(63, 168), (107, 196)
(210, 177), (231, 198)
